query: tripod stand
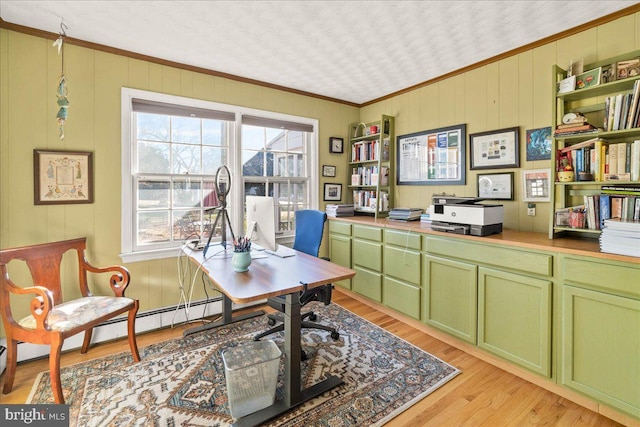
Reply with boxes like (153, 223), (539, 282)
(202, 196), (235, 257)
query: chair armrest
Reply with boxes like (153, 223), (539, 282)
(2, 283), (54, 330)
(80, 261), (131, 298)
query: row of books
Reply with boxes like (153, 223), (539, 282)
(388, 207), (423, 221)
(603, 80), (640, 132)
(350, 166), (389, 186)
(558, 138), (640, 181)
(352, 190), (388, 212)
(600, 218), (640, 258)
(351, 138), (390, 163)
(325, 204), (355, 218)
(556, 189), (640, 231)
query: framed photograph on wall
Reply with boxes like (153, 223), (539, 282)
(469, 126), (519, 170)
(34, 149), (94, 205)
(522, 169), (551, 202)
(396, 124), (466, 185)
(477, 172), (514, 200)
(323, 183), (342, 201)
(322, 165), (336, 177)
(329, 137), (344, 153)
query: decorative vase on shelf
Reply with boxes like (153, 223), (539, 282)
(232, 251), (251, 272)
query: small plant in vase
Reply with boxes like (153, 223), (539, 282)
(231, 236), (252, 272)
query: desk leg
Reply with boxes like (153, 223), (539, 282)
(232, 292), (343, 427)
(183, 295), (264, 337)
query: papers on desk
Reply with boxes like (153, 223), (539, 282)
(266, 245), (296, 258)
(250, 243), (296, 258)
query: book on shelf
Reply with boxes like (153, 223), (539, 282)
(553, 124), (599, 135)
(559, 137), (602, 153)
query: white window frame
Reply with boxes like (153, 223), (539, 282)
(120, 88), (318, 262)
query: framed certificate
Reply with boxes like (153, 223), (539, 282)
(477, 172), (514, 200)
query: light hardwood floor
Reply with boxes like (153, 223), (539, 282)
(0, 290), (633, 426)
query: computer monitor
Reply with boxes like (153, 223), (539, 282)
(246, 196), (277, 252)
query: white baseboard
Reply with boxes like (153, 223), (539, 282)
(0, 297), (264, 376)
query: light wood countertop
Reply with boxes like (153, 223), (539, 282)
(328, 216), (640, 265)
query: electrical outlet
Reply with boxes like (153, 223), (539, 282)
(527, 207), (535, 216)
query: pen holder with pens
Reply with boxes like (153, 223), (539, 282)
(232, 236), (252, 272)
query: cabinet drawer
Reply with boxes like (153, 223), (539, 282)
(353, 224), (383, 241)
(385, 229), (421, 250)
(383, 277), (420, 320)
(383, 246), (420, 285)
(562, 256), (640, 299)
(353, 266), (382, 302)
(353, 239), (382, 272)
(329, 220), (352, 236)
(425, 237), (552, 277)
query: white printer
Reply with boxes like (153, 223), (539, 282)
(429, 194), (504, 236)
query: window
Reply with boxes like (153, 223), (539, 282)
(121, 89), (318, 262)
(242, 116), (314, 238)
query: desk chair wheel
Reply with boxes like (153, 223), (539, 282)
(267, 317), (277, 326)
(331, 331), (340, 340)
(309, 313), (317, 321)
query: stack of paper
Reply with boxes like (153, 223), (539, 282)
(599, 219), (640, 257)
(388, 207), (423, 221)
(325, 204), (355, 217)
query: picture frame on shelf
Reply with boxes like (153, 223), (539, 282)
(575, 67), (601, 90)
(323, 183), (342, 201)
(396, 124), (466, 185)
(522, 169), (551, 202)
(525, 127), (552, 161)
(477, 172), (514, 200)
(329, 137), (344, 154)
(616, 59), (640, 80)
(469, 126), (519, 170)
(34, 149), (94, 205)
(322, 164), (336, 177)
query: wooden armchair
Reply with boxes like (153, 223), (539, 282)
(0, 237), (140, 404)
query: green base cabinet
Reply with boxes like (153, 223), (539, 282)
(328, 220), (353, 290)
(561, 285), (640, 418)
(351, 225), (383, 302)
(423, 255), (478, 344)
(478, 267), (552, 377)
(383, 230), (421, 319)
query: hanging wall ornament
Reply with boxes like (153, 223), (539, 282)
(53, 22), (69, 140)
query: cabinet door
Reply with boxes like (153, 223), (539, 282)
(352, 239), (383, 272)
(561, 285), (640, 418)
(478, 268), (552, 377)
(383, 276), (420, 319)
(384, 245), (421, 286)
(329, 234), (352, 290)
(353, 266), (382, 302)
(423, 255), (477, 344)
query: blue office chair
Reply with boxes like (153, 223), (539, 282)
(253, 210), (340, 346)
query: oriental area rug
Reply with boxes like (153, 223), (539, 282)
(27, 303), (460, 426)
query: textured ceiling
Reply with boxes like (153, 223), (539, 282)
(0, 1), (637, 104)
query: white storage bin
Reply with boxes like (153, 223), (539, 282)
(222, 340), (281, 419)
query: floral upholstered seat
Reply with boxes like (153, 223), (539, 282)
(18, 296), (136, 332)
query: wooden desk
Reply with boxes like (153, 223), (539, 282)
(182, 247), (356, 426)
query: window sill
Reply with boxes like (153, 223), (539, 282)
(120, 247), (185, 263)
